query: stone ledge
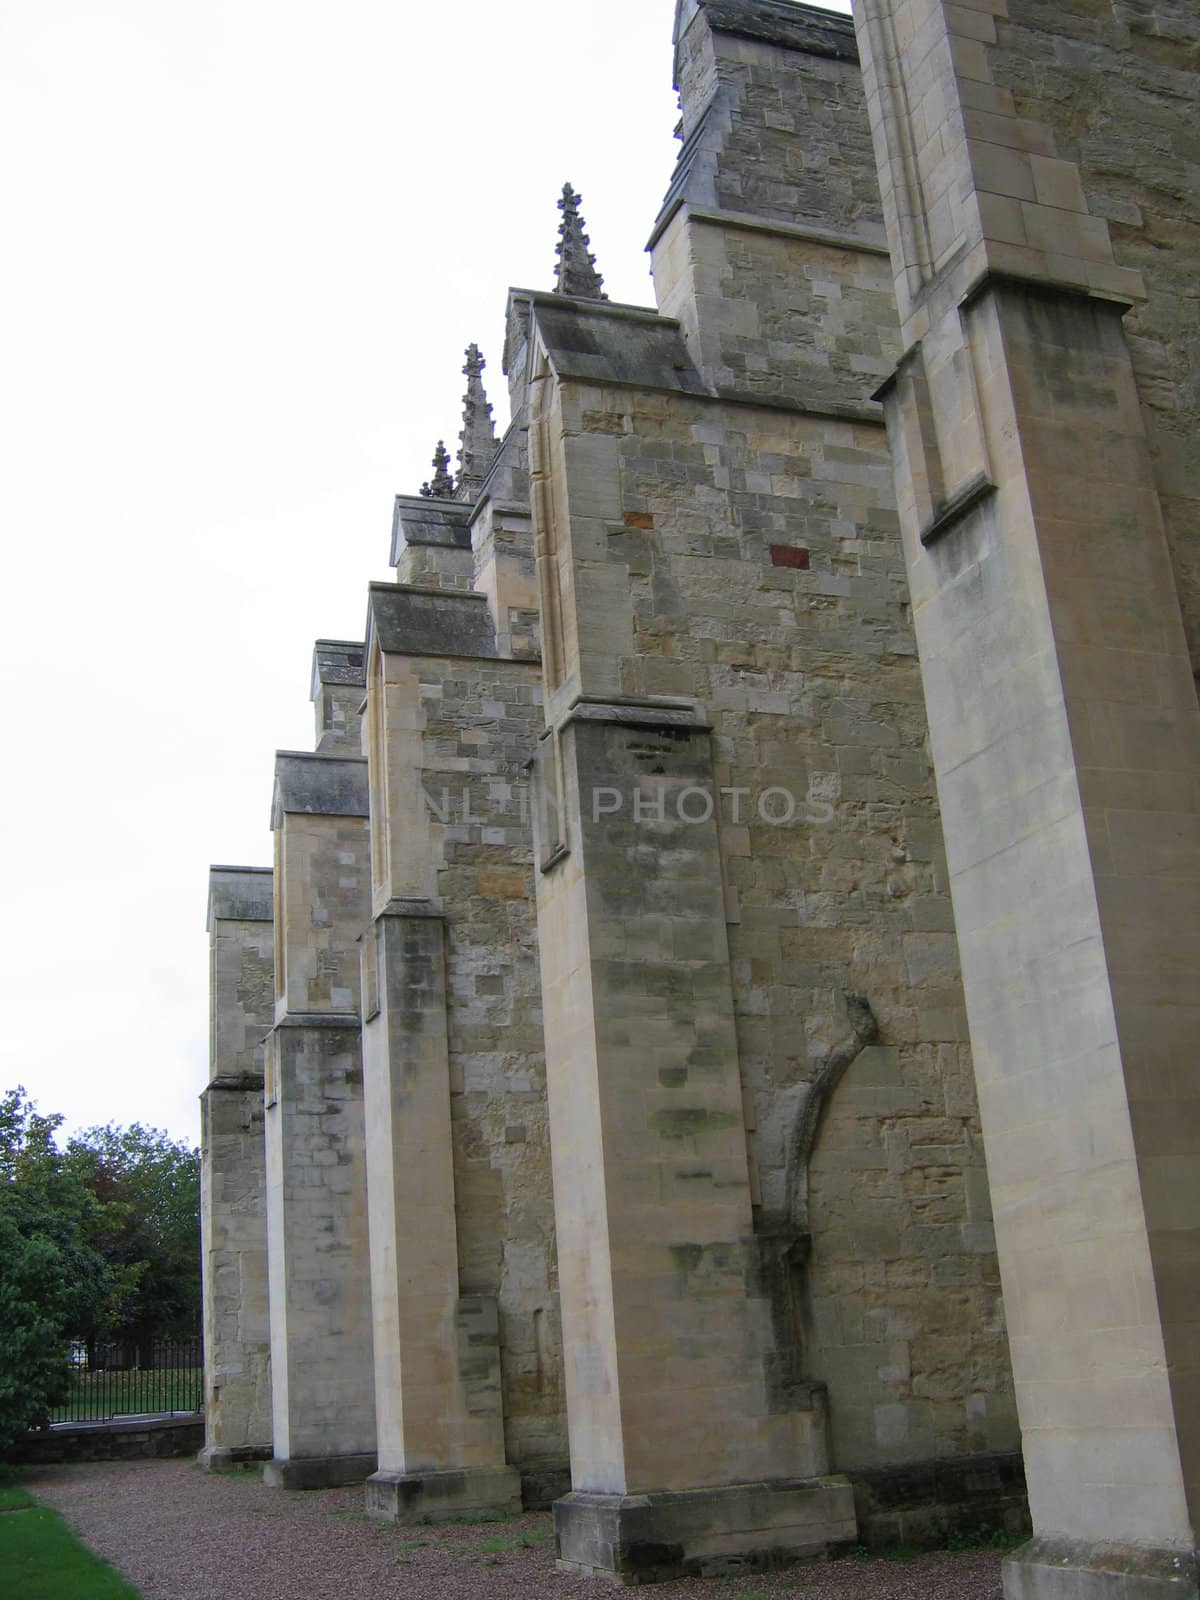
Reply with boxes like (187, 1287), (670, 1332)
(270, 1011), (361, 1031)
(554, 1476), (857, 1584)
(374, 896), (446, 921)
(920, 471), (997, 548)
(366, 1465), (522, 1523)
(562, 697), (712, 734)
(1003, 1536), (1198, 1600)
(262, 1452), (377, 1491)
(647, 200), (889, 258)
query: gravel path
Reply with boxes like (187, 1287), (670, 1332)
(25, 1460), (1006, 1600)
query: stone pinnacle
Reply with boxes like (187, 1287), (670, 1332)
(554, 182), (608, 301)
(419, 440), (455, 499)
(455, 344), (499, 504)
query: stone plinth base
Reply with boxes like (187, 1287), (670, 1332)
(262, 1453), (376, 1490)
(554, 1477), (858, 1584)
(197, 1445), (271, 1472)
(1003, 1537), (1198, 1599)
(365, 1465), (523, 1523)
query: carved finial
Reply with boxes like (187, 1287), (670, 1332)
(419, 440), (455, 499)
(555, 182), (608, 301)
(455, 344), (499, 504)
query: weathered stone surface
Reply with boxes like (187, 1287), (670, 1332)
(361, 580), (564, 1479)
(200, 1084), (271, 1462)
(271, 752), (369, 827)
(848, 1450), (1029, 1550)
(366, 1465), (522, 1524)
(207, 865), (274, 930)
(554, 184), (608, 302)
(854, 0), (1200, 1584)
(197, 0), (1200, 1577)
(554, 1477), (858, 1583)
(456, 344), (500, 505)
(201, 866), (274, 1466)
(264, 1018), (376, 1473)
(311, 640), (365, 755)
(1003, 1537), (1199, 1600)
(367, 583), (499, 661)
(262, 1452), (377, 1491)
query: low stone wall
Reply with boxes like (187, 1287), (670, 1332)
(848, 1451), (1030, 1549)
(13, 1417), (205, 1465)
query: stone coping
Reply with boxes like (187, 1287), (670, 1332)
(271, 751), (369, 827)
(207, 865), (274, 929)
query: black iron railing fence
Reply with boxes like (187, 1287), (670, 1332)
(49, 1337), (203, 1425)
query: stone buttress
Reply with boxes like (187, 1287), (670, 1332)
(516, 1), (1021, 1579)
(361, 405), (568, 1521)
(199, 865), (274, 1468)
(850, 0), (1200, 1592)
(261, 643), (377, 1489)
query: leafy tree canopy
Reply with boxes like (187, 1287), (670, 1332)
(0, 1088), (201, 1447)
(65, 1122), (201, 1346)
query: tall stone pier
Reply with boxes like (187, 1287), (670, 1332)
(361, 470), (561, 1521)
(851, 0), (1200, 1592)
(199, 865), (274, 1468)
(261, 654), (378, 1490)
(518, 0), (1019, 1576)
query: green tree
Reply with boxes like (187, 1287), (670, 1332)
(66, 1124), (201, 1353)
(0, 1213), (73, 1447)
(0, 1088), (119, 1448)
(0, 1091), (201, 1447)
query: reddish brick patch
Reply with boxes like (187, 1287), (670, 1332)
(770, 544), (810, 569)
(624, 511), (655, 529)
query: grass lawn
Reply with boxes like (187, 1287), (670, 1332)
(0, 1505), (143, 1598)
(0, 1478), (35, 1511)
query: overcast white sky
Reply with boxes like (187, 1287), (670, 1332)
(0, 0), (850, 1148)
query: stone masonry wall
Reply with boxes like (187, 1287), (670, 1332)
(656, 7), (897, 413)
(275, 812), (369, 1018)
(537, 354), (1018, 1474)
(981, 0), (1200, 674)
(209, 913), (273, 1079)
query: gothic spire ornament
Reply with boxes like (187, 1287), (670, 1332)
(419, 440), (455, 499)
(554, 182), (608, 301)
(455, 344), (499, 504)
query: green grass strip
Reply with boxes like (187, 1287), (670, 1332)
(0, 1506), (143, 1598)
(0, 1480), (35, 1512)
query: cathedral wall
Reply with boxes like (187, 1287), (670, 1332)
(982, 0), (1200, 676)
(543, 367), (1018, 1478)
